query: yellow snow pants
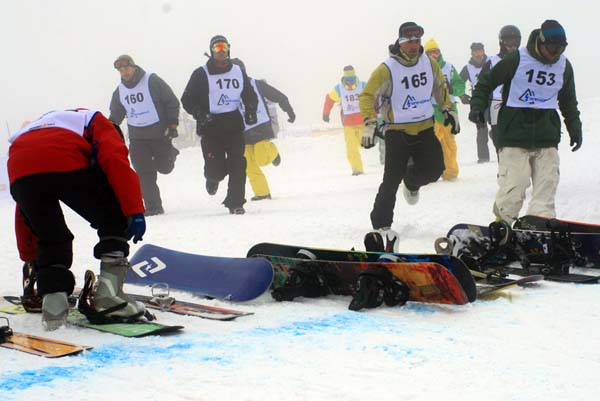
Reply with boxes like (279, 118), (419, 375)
(344, 125), (364, 174)
(434, 121), (459, 180)
(244, 140), (279, 197)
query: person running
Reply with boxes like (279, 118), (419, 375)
(323, 65), (367, 175)
(469, 20), (582, 224)
(424, 38), (465, 180)
(109, 54), (180, 216)
(359, 22), (457, 244)
(181, 35), (258, 215)
(459, 42), (491, 163)
(243, 78), (295, 201)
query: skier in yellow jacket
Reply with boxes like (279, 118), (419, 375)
(322, 65), (366, 175)
(359, 22), (457, 240)
(424, 38), (465, 181)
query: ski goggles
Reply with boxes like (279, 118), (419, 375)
(211, 41), (229, 53)
(426, 49), (441, 56)
(114, 60), (133, 70)
(543, 41), (566, 55)
(398, 25), (424, 43)
(342, 76), (357, 86)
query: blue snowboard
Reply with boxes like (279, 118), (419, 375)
(125, 244), (274, 302)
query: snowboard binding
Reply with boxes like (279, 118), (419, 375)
(364, 229), (399, 253)
(21, 261), (43, 313)
(0, 317), (13, 342)
(348, 266), (409, 311)
(271, 263), (333, 302)
(78, 270), (155, 324)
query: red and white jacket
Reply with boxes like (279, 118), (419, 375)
(9, 109), (144, 261)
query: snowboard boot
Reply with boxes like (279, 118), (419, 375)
(42, 292), (69, 331)
(366, 228), (400, 253)
(403, 184), (419, 205)
(251, 194), (272, 201)
(349, 266), (409, 311)
(93, 257), (146, 320)
(206, 179), (219, 196)
(272, 153), (281, 166)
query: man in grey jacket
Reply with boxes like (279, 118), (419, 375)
(109, 55), (180, 216)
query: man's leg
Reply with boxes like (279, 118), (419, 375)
(527, 148), (560, 218)
(476, 122), (490, 162)
(433, 121), (458, 180)
(130, 140), (162, 212)
(405, 127), (445, 190)
(223, 130), (247, 209)
(370, 132), (409, 229)
(344, 125), (364, 174)
(493, 147), (532, 224)
(245, 144), (270, 197)
(201, 134), (227, 195)
(254, 140), (279, 167)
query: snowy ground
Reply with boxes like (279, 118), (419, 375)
(1, 100), (599, 401)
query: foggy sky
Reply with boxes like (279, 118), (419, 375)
(1, 0), (596, 154)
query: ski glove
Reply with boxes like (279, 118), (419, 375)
(165, 127), (178, 139)
(127, 213), (146, 244)
(322, 115), (330, 123)
(468, 109), (485, 124)
(361, 119), (377, 149)
(569, 131), (582, 152)
(443, 109), (460, 135)
(244, 111), (257, 125)
(459, 95), (471, 105)
(287, 109), (296, 123)
(196, 112), (214, 129)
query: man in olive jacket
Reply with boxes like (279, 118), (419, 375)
(469, 20), (582, 224)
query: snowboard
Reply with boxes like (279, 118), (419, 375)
(67, 310), (183, 337)
(1, 330), (92, 358)
(514, 215), (600, 234)
(247, 242), (477, 302)
(126, 244), (274, 302)
(1, 294), (250, 322)
(259, 254), (470, 305)
(476, 274), (544, 299)
(445, 223), (600, 283)
(130, 294), (253, 321)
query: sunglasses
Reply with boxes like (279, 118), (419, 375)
(212, 42), (229, 52)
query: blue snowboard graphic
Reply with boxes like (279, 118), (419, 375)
(126, 244), (274, 302)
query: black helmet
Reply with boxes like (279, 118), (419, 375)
(499, 25), (521, 40)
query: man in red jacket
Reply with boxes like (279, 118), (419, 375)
(8, 109), (147, 330)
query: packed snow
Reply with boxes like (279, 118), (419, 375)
(1, 99), (599, 401)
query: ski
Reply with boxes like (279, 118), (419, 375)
(0, 317), (91, 358)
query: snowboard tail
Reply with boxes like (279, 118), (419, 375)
(127, 244), (274, 302)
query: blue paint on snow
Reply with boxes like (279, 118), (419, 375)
(0, 312), (424, 397)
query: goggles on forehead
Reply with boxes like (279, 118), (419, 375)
(398, 26), (424, 43)
(211, 41), (230, 52)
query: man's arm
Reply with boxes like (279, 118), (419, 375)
(558, 60), (582, 141)
(108, 88), (126, 125)
(359, 64), (390, 121)
(149, 74), (180, 127)
(181, 68), (210, 119)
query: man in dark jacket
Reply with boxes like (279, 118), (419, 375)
(109, 54), (180, 216)
(470, 20), (582, 224)
(243, 78), (295, 200)
(181, 35), (258, 215)
(460, 42), (491, 163)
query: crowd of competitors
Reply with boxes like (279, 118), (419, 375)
(5, 19), (582, 331)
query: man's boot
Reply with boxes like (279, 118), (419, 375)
(94, 256), (145, 319)
(42, 292), (69, 331)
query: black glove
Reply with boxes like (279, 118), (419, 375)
(196, 112), (214, 129)
(442, 109), (460, 135)
(287, 109), (296, 123)
(244, 111), (257, 125)
(459, 95), (471, 105)
(468, 109), (485, 124)
(569, 131), (582, 152)
(322, 115), (330, 123)
(165, 127), (178, 139)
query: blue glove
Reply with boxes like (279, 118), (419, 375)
(127, 213), (146, 244)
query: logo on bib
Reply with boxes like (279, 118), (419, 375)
(218, 94), (231, 106)
(518, 89), (552, 105)
(402, 95), (430, 110)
